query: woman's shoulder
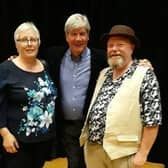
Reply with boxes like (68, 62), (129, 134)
(0, 60), (12, 79)
(0, 60), (12, 69)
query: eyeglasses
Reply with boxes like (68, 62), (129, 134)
(16, 38), (39, 45)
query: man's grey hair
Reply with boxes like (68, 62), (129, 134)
(64, 13), (91, 34)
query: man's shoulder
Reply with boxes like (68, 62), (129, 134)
(43, 45), (68, 62)
(100, 67), (111, 73)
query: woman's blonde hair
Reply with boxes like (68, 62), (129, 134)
(14, 21), (41, 44)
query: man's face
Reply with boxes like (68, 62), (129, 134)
(65, 27), (89, 57)
(107, 36), (135, 69)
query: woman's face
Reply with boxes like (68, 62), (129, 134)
(15, 29), (40, 59)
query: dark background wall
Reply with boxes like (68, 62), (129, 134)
(0, 1), (167, 166)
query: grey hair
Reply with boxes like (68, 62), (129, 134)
(14, 21), (41, 44)
(64, 13), (91, 34)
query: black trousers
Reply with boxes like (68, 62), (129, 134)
(0, 152), (6, 168)
(0, 137), (6, 168)
(2, 140), (52, 168)
(61, 120), (86, 168)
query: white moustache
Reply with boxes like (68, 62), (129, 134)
(110, 53), (121, 57)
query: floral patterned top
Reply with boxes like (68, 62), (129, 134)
(0, 60), (57, 143)
(88, 61), (162, 144)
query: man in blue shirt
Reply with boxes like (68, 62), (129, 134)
(44, 13), (107, 168)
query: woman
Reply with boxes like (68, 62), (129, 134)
(0, 22), (57, 168)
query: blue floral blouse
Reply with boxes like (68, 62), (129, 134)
(0, 60), (57, 143)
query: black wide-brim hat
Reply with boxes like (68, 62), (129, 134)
(101, 25), (140, 48)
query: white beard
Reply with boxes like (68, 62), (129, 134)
(108, 56), (124, 69)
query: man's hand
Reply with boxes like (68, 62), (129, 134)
(139, 59), (154, 71)
(7, 55), (17, 61)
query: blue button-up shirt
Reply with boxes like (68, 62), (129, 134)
(60, 47), (91, 120)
